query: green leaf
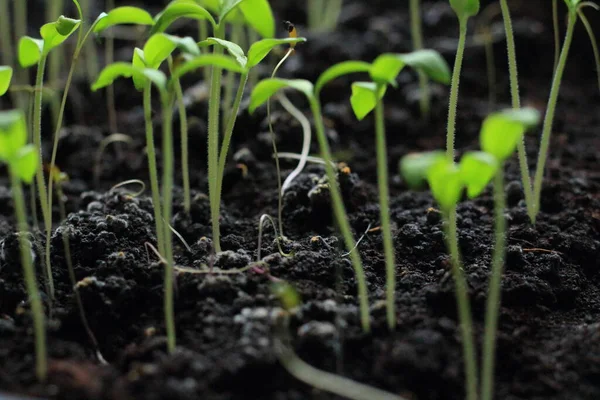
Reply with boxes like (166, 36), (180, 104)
(93, 6), (155, 33)
(349, 81), (387, 120)
(315, 61), (372, 94)
(91, 62), (167, 93)
(131, 48), (148, 91)
(459, 151), (498, 198)
(249, 78), (314, 113)
(397, 50), (451, 84)
(399, 151), (446, 189)
(199, 37), (247, 68)
(449, 0), (480, 19)
(219, 0), (245, 22)
(143, 33), (200, 69)
(238, 0), (275, 38)
(370, 54), (405, 87)
(13, 145), (38, 184)
(0, 109), (27, 161)
(170, 54), (245, 82)
(152, 1), (216, 34)
(271, 281), (301, 310)
(246, 37), (307, 69)
(480, 108), (541, 161)
(0, 66), (13, 96)
(40, 17), (81, 54)
(18, 36), (44, 68)
(427, 159), (463, 212)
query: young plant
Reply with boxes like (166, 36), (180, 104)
(348, 50), (451, 330)
(0, 109), (47, 381)
(531, 0), (599, 222)
(151, 0), (275, 253)
(307, 0), (343, 32)
(447, 0), (480, 160)
(18, 14), (82, 300)
(249, 61), (385, 332)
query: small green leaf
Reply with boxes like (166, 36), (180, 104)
(271, 281), (301, 311)
(143, 34), (200, 69)
(459, 151), (498, 198)
(449, 0), (480, 19)
(18, 37), (44, 68)
(246, 37), (306, 69)
(0, 66), (13, 96)
(219, 0), (246, 22)
(350, 82), (387, 120)
(480, 108), (541, 161)
(399, 151), (446, 189)
(397, 50), (451, 84)
(427, 159), (463, 212)
(370, 54), (405, 86)
(93, 6), (155, 33)
(41, 17), (81, 54)
(249, 78), (314, 113)
(315, 61), (372, 95)
(170, 54), (246, 82)
(0, 109), (27, 161)
(152, 1), (217, 34)
(238, 0), (275, 38)
(14, 145), (38, 184)
(91, 62), (167, 93)
(199, 37), (247, 68)
(132, 48), (148, 91)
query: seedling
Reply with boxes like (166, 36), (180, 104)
(0, 109), (47, 381)
(307, 0), (343, 32)
(18, 13), (82, 300)
(348, 50), (450, 330)
(531, 0), (599, 222)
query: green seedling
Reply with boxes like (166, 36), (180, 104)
(151, 0), (275, 252)
(348, 50), (450, 330)
(447, 0), (480, 161)
(18, 13), (82, 300)
(530, 0), (599, 222)
(250, 61), (384, 332)
(307, 0), (343, 32)
(0, 110), (47, 381)
(409, 0), (432, 118)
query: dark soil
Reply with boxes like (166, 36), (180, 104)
(1, 0), (600, 399)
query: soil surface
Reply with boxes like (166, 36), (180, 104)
(1, 0), (599, 399)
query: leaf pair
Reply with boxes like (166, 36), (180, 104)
(449, 0), (480, 21)
(0, 110), (38, 183)
(19, 16), (81, 67)
(400, 108), (540, 212)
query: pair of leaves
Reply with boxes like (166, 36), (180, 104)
(0, 66), (12, 96)
(400, 108), (541, 211)
(0, 110), (38, 183)
(19, 16), (81, 67)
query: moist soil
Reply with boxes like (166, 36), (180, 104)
(1, 0), (599, 399)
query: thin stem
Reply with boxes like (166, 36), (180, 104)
(199, 19), (210, 82)
(552, 0), (560, 73)
(532, 11), (576, 222)
(144, 84), (166, 256)
(33, 55), (54, 300)
(309, 97), (370, 332)
(499, 0), (535, 223)
(13, 0), (30, 116)
(409, 0), (430, 119)
(10, 169), (47, 382)
(208, 24), (225, 253)
(481, 169), (506, 400)
(160, 91), (176, 353)
(446, 19), (468, 161)
(81, 0), (98, 81)
(222, 24), (243, 131)
(47, 0), (63, 128)
(323, 0), (343, 31)
(0, 1), (14, 75)
(578, 11), (600, 92)
(168, 57), (191, 213)
(106, 0), (118, 135)
(217, 72), (248, 213)
(445, 208), (478, 400)
(374, 90), (396, 330)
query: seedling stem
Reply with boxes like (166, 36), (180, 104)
(446, 20), (467, 161)
(409, 0), (430, 119)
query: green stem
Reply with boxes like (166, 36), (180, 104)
(0, 1), (14, 71)
(160, 91), (176, 353)
(81, 0), (98, 81)
(446, 19), (468, 161)
(169, 58), (191, 213)
(445, 208), (478, 400)
(208, 24), (225, 253)
(199, 19), (210, 82)
(13, 0), (30, 117)
(309, 97), (370, 332)
(409, 0), (430, 119)
(374, 91), (396, 330)
(217, 72), (248, 215)
(10, 169), (47, 382)
(33, 55), (54, 300)
(481, 169), (506, 400)
(499, 0), (535, 223)
(532, 11), (576, 222)
(552, 0), (560, 73)
(47, 0), (63, 123)
(222, 24), (242, 131)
